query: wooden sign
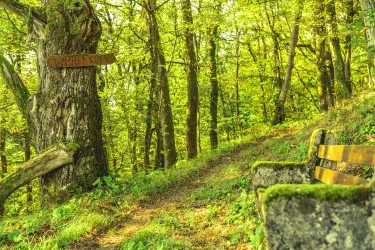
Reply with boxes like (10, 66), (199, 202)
(47, 54), (116, 68)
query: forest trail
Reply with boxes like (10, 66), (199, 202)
(69, 142), (261, 250)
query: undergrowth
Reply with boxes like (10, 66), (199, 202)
(2, 92), (375, 249)
(0, 132), (268, 249)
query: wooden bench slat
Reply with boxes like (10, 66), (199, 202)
(315, 166), (369, 185)
(318, 145), (375, 165)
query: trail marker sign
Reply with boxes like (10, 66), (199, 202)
(47, 54), (116, 68)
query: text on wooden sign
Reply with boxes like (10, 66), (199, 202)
(47, 54), (116, 68)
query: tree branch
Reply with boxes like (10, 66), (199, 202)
(0, 55), (31, 121)
(0, 1), (46, 23)
(0, 144), (79, 215)
(296, 44), (316, 54)
(4, 9), (26, 35)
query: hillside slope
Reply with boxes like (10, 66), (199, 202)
(3, 93), (375, 249)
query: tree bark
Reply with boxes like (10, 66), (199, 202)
(209, 25), (219, 150)
(235, 29), (242, 137)
(0, 144), (78, 216)
(314, 0), (329, 112)
(345, 0), (354, 93)
(0, 0), (108, 205)
(272, 1), (303, 125)
(145, 0), (177, 169)
(326, 50), (336, 107)
(265, 4), (283, 92)
(0, 126), (6, 177)
(248, 32), (269, 122)
(24, 131), (32, 206)
(181, 0), (199, 159)
(326, 0), (351, 99)
(360, 0), (375, 88)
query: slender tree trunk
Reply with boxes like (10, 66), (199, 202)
(146, 0), (177, 168)
(345, 0), (354, 93)
(24, 131), (32, 207)
(326, 0), (351, 99)
(314, 0), (329, 111)
(273, 1), (303, 125)
(154, 85), (164, 170)
(130, 129), (138, 176)
(158, 39), (177, 168)
(360, 0), (375, 88)
(219, 89), (230, 142)
(181, 0), (199, 159)
(265, 4), (283, 92)
(326, 50), (336, 107)
(0, 126), (6, 177)
(209, 25), (219, 150)
(144, 41), (158, 171)
(235, 30), (242, 137)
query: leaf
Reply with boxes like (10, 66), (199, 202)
(93, 177), (103, 188)
(8, 230), (21, 243)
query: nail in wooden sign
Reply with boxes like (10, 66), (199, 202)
(47, 54), (116, 68)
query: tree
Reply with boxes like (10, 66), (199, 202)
(326, 0), (351, 99)
(145, 0), (177, 169)
(360, 0), (375, 88)
(0, 125), (6, 177)
(0, 0), (108, 204)
(181, 0), (199, 159)
(314, 0), (329, 111)
(272, 0), (304, 125)
(209, 19), (219, 150)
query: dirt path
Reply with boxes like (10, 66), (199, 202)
(69, 142), (258, 250)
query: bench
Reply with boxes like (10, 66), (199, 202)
(251, 129), (375, 249)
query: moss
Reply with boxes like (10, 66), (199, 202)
(262, 184), (373, 208)
(306, 128), (326, 160)
(251, 161), (307, 173)
(64, 143), (80, 152)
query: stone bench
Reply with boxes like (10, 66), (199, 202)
(251, 129), (375, 249)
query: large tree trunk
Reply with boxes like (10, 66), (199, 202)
(0, 0), (108, 205)
(209, 25), (219, 150)
(314, 0), (329, 112)
(360, 0), (375, 88)
(326, 0), (351, 99)
(181, 0), (199, 159)
(272, 1), (303, 125)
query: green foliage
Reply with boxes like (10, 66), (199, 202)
(190, 176), (250, 202)
(224, 191), (266, 248)
(271, 139), (292, 155)
(120, 213), (189, 250)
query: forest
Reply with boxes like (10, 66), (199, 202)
(1, 0), (375, 249)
